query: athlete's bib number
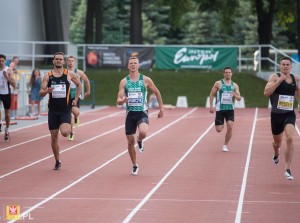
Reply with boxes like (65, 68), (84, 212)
(52, 84), (66, 98)
(221, 93), (233, 104)
(277, 95), (294, 111)
(128, 92), (142, 106)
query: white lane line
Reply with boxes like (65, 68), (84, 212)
(234, 107), (258, 223)
(0, 110), (123, 152)
(8, 106), (108, 132)
(122, 121), (215, 223)
(7, 108), (198, 223)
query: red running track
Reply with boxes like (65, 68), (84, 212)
(0, 107), (300, 223)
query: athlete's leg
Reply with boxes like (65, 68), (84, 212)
(50, 129), (60, 161)
(284, 124), (295, 170)
(224, 120), (233, 145)
(126, 134), (137, 165)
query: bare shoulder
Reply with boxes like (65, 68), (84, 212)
(293, 74), (300, 82)
(268, 73), (279, 81)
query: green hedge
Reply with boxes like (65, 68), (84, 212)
(82, 69), (269, 108)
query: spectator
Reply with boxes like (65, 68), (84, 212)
(28, 68), (42, 116)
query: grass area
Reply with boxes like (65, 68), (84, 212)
(82, 69), (269, 108)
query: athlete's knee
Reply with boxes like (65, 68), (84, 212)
(215, 125), (223, 132)
(286, 135), (294, 145)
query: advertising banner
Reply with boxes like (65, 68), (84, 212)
(86, 46), (154, 69)
(155, 47), (238, 70)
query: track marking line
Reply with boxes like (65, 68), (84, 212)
(0, 110), (123, 152)
(122, 121), (214, 223)
(7, 108), (198, 223)
(234, 107), (258, 223)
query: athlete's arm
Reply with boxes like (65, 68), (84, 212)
(264, 73), (286, 97)
(144, 76), (163, 118)
(233, 83), (241, 101)
(69, 71), (82, 106)
(39, 73), (53, 97)
(116, 78), (128, 106)
(78, 69), (91, 97)
(209, 81), (220, 113)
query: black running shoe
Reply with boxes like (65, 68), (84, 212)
(272, 154), (279, 165)
(137, 140), (144, 153)
(53, 160), (61, 170)
(4, 132), (9, 142)
(131, 164), (139, 175)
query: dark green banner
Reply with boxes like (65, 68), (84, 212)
(155, 47), (238, 70)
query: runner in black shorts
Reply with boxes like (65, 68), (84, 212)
(125, 111), (149, 135)
(209, 67), (241, 152)
(264, 56), (300, 180)
(117, 57), (164, 175)
(215, 110), (234, 126)
(40, 52), (82, 170)
(0, 54), (17, 142)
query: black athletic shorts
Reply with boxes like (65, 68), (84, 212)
(48, 109), (72, 130)
(125, 111), (149, 135)
(271, 111), (296, 135)
(215, 110), (234, 126)
(0, 94), (11, 109)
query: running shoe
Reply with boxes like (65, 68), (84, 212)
(131, 164), (139, 175)
(222, 145), (228, 152)
(53, 160), (61, 170)
(272, 154), (279, 165)
(4, 132), (10, 142)
(137, 140), (144, 153)
(284, 169), (294, 180)
(74, 117), (79, 127)
(69, 132), (74, 141)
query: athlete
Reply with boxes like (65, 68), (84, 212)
(66, 56), (91, 141)
(264, 56), (300, 180)
(117, 57), (164, 175)
(209, 66), (241, 152)
(40, 52), (82, 170)
(0, 54), (17, 141)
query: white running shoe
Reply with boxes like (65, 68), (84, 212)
(285, 169), (294, 180)
(131, 164), (139, 175)
(222, 145), (228, 152)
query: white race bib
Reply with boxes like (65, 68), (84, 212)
(221, 92), (233, 104)
(52, 84), (67, 98)
(277, 95), (294, 111)
(128, 92), (143, 106)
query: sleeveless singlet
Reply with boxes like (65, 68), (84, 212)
(47, 69), (72, 112)
(270, 73), (296, 114)
(0, 66), (11, 95)
(215, 79), (235, 111)
(125, 73), (148, 112)
(70, 68), (79, 99)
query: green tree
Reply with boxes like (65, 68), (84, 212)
(69, 0), (86, 44)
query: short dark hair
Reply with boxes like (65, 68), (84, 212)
(53, 52), (65, 59)
(223, 66), (232, 71)
(0, 54), (6, 60)
(280, 56), (292, 63)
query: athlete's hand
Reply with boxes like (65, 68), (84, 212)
(47, 87), (54, 93)
(157, 109), (163, 118)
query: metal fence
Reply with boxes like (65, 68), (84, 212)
(1, 40), (300, 117)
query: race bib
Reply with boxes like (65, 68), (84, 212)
(128, 92), (143, 106)
(277, 95), (294, 111)
(51, 84), (67, 98)
(221, 92), (233, 104)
